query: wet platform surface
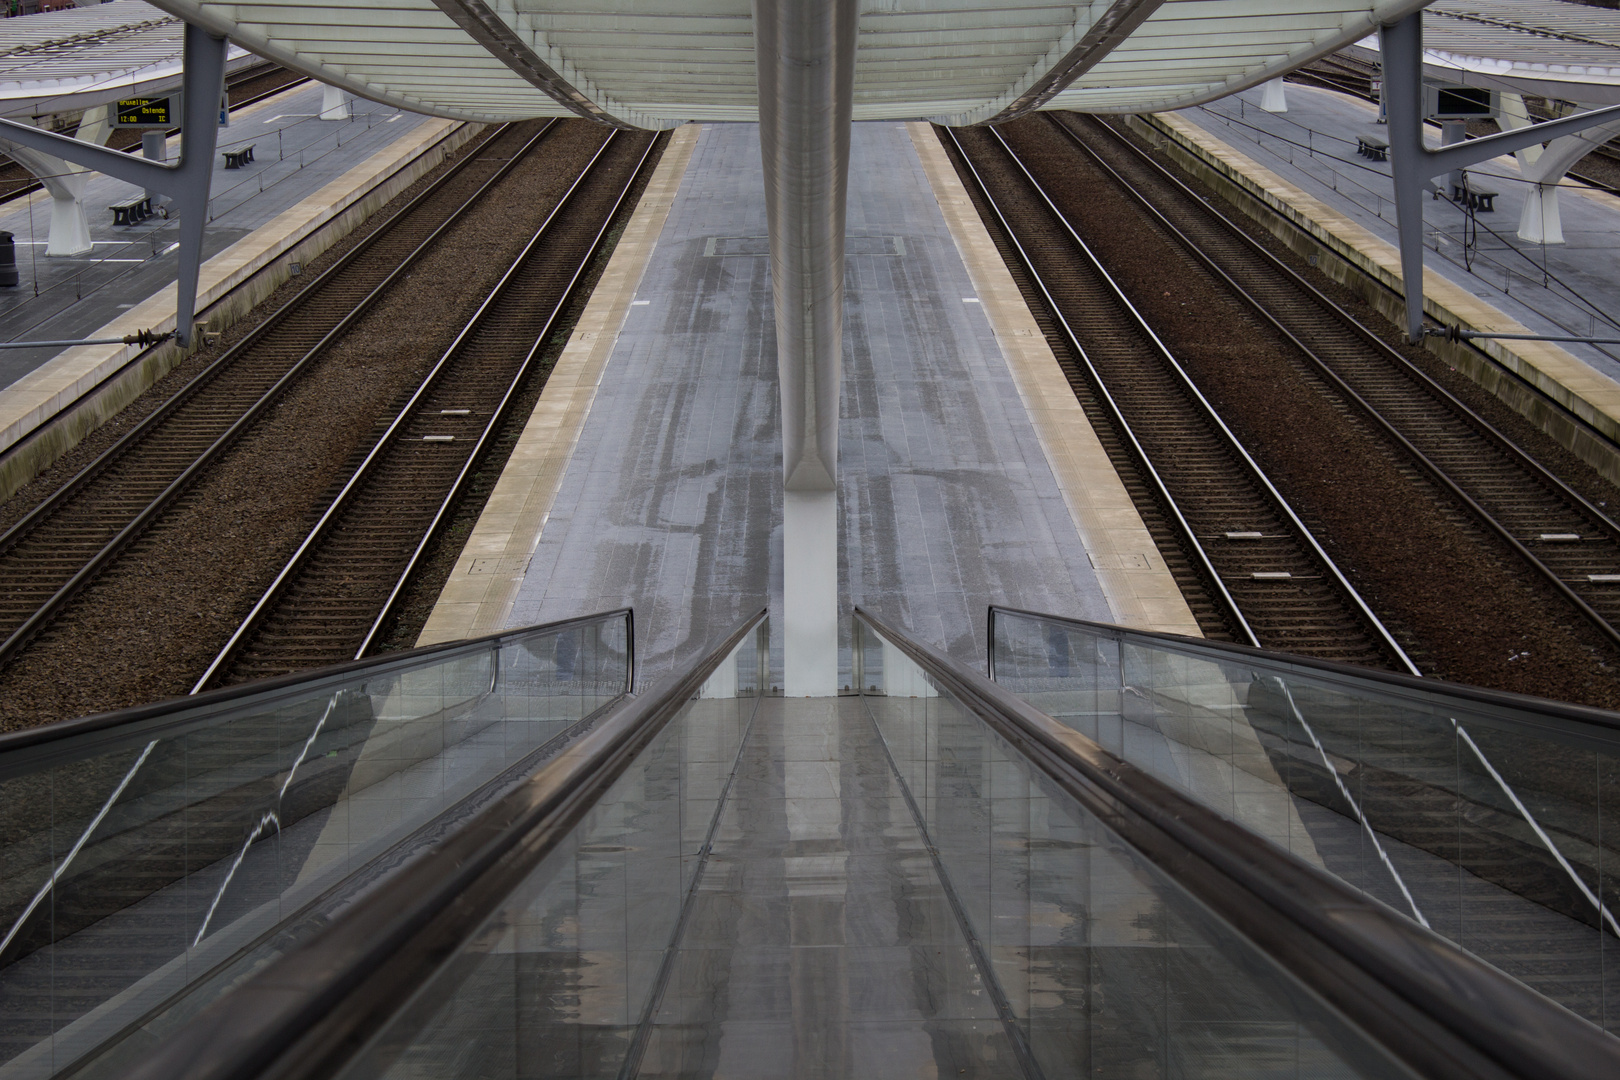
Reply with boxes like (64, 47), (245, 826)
(505, 122), (1116, 677)
(638, 697), (1020, 1078)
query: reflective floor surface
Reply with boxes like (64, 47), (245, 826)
(636, 697), (1020, 1078)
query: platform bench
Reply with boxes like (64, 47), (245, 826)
(1449, 183), (1499, 212)
(222, 144), (255, 169)
(109, 195), (152, 227)
(1357, 135), (1388, 161)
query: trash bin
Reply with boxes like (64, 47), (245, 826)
(0, 232), (18, 288)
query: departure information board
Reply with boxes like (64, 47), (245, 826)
(113, 97), (177, 127)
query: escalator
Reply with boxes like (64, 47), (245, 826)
(2, 605), (1617, 1079)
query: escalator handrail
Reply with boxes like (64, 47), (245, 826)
(0, 608), (634, 767)
(120, 607), (765, 1080)
(857, 606), (1620, 1080)
(990, 604), (1620, 749)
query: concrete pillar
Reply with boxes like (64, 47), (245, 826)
(1259, 78), (1287, 113)
(1496, 95), (1620, 245)
(141, 129), (167, 205)
(1440, 120), (1467, 199)
(783, 490), (837, 696)
(0, 109), (111, 257)
(754, 0), (856, 696)
(320, 83), (351, 121)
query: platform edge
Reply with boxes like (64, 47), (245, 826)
(415, 123), (703, 647)
(907, 121), (1202, 638)
(0, 116), (480, 501)
(1124, 109), (1620, 487)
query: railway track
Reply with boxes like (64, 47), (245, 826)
(197, 128), (659, 688)
(1043, 112), (1620, 652)
(940, 124), (1414, 671)
(0, 119), (562, 669)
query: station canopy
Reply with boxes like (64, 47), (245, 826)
(143, 0), (1432, 127)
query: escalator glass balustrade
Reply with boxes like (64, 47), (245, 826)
(0, 611), (632, 1080)
(987, 606), (1620, 1036)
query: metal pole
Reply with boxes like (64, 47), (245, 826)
(754, 0), (856, 696)
(171, 23), (228, 347)
(1380, 13), (1432, 344)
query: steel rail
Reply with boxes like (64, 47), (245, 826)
(196, 129), (654, 687)
(354, 134), (661, 659)
(0, 120), (558, 669)
(1049, 112), (1620, 650)
(939, 125), (1257, 648)
(950, 124), (1417, 671)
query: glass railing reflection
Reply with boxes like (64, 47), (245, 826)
(989, 607), (1620, 1035)
(328, 618), (768, 1080)
(854, 613), (1410, 1079)
(0, 612), (631, 1079)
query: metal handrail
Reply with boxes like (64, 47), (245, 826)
(858, 606), (1620, 1080)
(0, 607), (633, 774)
(988, 605), (1620, 751)
(119, 607), (764, 1080)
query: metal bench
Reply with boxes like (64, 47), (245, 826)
(222, 144), (256, 169)
(109, 195), (152, 227)
(1449, 183), (1499, 212)
(1356, 135), (1389, 161)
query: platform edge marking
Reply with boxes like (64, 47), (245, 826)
(416, 123), (702, 647)
(906, 121), (1201, 637)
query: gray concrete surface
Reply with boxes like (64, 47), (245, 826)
(506, 121), (1115, 682)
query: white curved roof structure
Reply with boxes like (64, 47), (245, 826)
(0, 1), (257, 117)
(1350, 0), (1620, 107)
(144, 0), (1432, 127)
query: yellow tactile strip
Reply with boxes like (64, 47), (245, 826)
(908, 122), (1202, 637)
(1138, 110), (1620, 448)
(416, 124), (702, 647)
(0, 115), (475, 496)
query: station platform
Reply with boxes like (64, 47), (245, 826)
(418, 120), (1200, 677)
(1144, 79), (1620, 444)
(0, 79), (475, 484)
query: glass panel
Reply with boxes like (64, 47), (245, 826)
(332, 620), (765, 1080)
(0, 614), (632, 1079)
(990, 609), (1620, 1035)
(864, 618), (1409, 1079)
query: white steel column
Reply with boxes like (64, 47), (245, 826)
(1259, 78), (1287, 113)
(754, 0), (855, 696)
(320, 83), (352, 120)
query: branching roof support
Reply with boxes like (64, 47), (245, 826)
(0, 21), (225, 346)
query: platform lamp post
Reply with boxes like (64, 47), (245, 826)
(1379, 13), (1620, 344)
(754, 0), (856, 697)
(0, 22), (226, 347)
